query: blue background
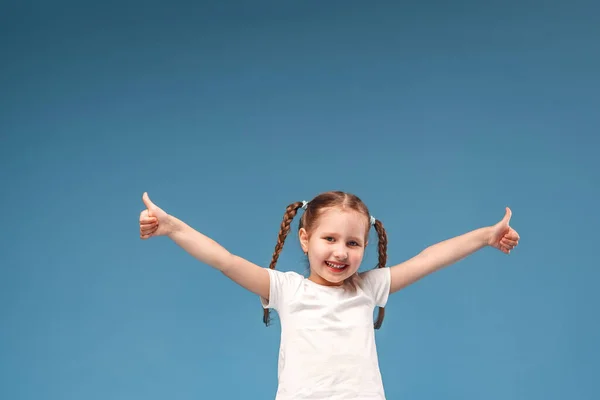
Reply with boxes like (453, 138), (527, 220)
(1, 1), (598, 399)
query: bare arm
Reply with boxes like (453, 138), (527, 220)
(389, 208), (519, 294)
(389, 227), (490, 293)
(139, 193), (270, 299)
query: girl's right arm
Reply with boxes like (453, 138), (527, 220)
(139, 192), (270, 299)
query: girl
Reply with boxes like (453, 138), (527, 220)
(138, 190), (519, 400)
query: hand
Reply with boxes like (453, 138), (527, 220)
(139, 192), (173, 239)
(488, 207), (520, 254)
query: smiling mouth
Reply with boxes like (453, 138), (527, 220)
(325, 261), (348, 272)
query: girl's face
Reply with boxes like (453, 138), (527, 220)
(299, 208), (369, 286)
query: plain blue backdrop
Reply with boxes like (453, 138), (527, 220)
(1, 1), (598, 399)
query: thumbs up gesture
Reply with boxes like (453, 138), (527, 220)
(139, 192), (173, 239)
(488, 207), (520, 254)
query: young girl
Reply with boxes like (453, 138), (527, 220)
(138, 190), (519, 399)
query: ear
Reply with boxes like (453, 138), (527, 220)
(299, 228), (309, 253)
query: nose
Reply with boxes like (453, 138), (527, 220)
(333, 246), (348, 261)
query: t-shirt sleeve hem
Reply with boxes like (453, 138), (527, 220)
(378, 267), (391, 307)
(259, 268), (277, 310)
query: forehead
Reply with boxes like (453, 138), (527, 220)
(312, 208), (368, 235)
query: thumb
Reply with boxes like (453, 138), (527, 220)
(501, 207), (512, 225)
(142, 192), (155, 216)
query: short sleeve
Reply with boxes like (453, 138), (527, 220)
(359, 267), (391, 307)
(260, 268), (304, 311)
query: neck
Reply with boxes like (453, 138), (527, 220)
(308, 273), (343, 287)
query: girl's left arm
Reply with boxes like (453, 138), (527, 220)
(389, 207), (520, 294)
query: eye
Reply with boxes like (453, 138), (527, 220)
(348, 241), (360, 247)
(324, 237), (335, 242)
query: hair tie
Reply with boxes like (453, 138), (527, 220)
(370, 216), (376, 226)
(301, 200), (309, 210)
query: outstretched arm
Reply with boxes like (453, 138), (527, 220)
(139, 193), (270, 299)
(388, 208), (519, 294)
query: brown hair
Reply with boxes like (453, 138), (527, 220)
(263, 191), (389, 329)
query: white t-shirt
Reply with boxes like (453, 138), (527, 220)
(260, 267), (391, 400)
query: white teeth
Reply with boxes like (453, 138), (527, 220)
(326, 261), (346, 269)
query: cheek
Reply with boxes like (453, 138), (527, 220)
(307, 243), (325, 258)
(351, 249), (365, 261)
(313, 246), (335, 263)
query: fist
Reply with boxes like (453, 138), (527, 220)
(139, 192), (171, 239)
(488, 207), (520, 254)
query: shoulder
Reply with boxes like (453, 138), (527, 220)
(265, 268), (305, 286)
(359, 266), (390, 284)
(358, 267), (391, 307)
(261, 268), (305, 310)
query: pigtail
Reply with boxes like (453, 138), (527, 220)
(372, 219), (388, 329)
(263, 201), (305, 326)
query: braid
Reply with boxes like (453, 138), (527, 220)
(263, 201), (304, 326)
(373, 219), (388, 329)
